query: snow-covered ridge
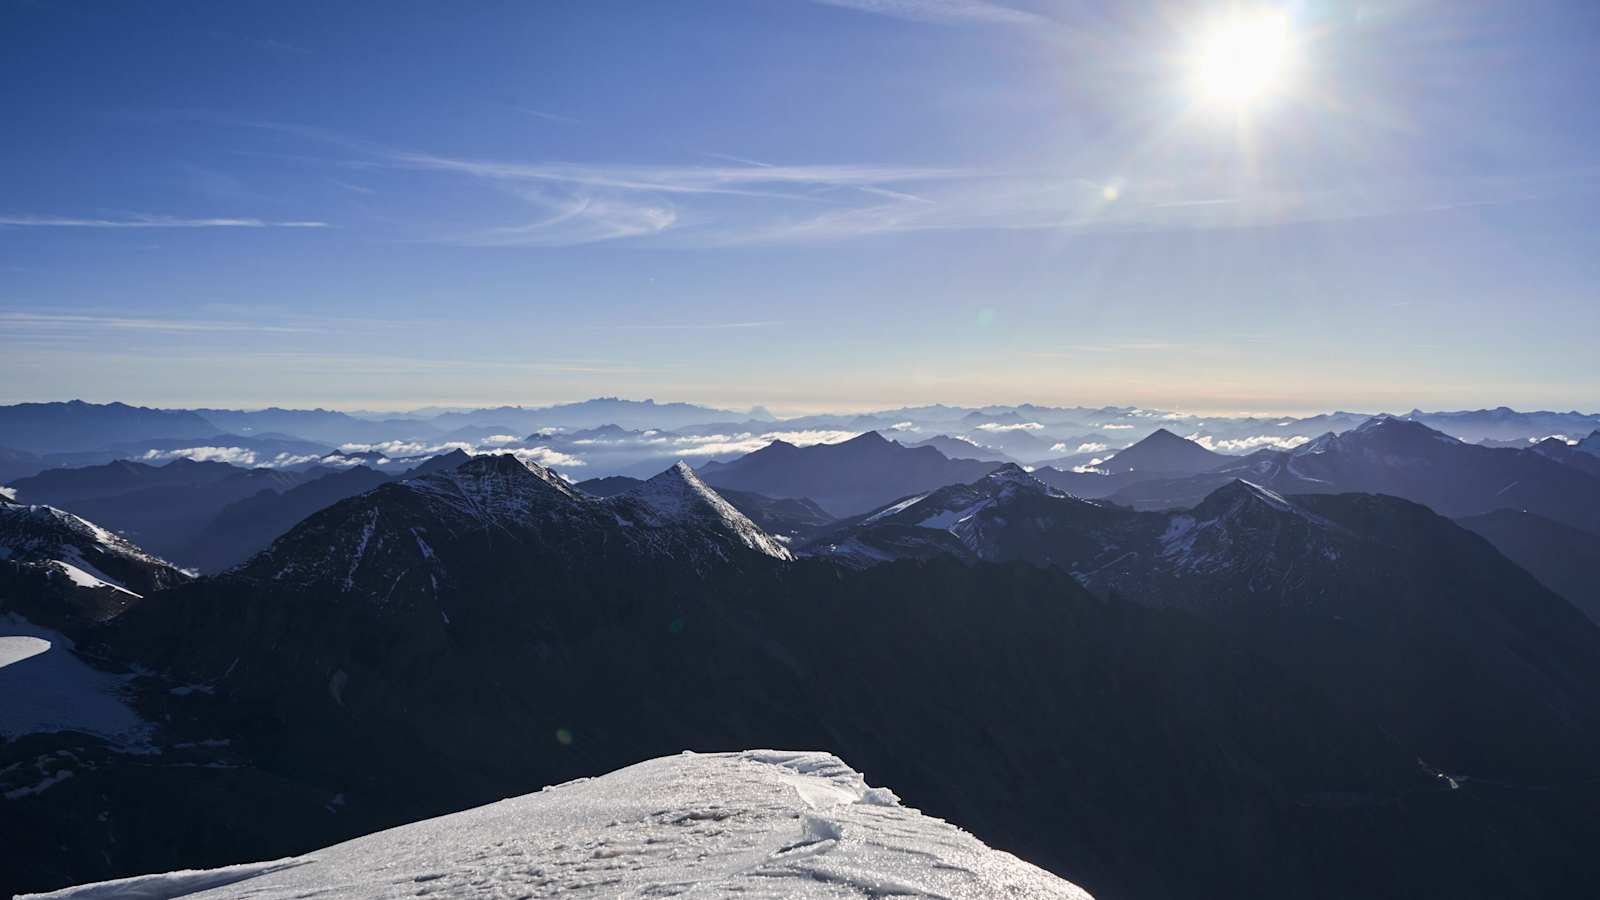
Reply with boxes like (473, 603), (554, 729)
(615, 461), (793, 560)
(0, 503), (174, 571)
(24, 750), (1092, 900)
(0, 502), (188, 600)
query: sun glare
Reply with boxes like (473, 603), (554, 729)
(1189, 10), (1296, 110)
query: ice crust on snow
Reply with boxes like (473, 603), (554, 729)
(27, 750), (1091, 900)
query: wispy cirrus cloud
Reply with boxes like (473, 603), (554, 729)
(0, 311), (311, 334)
(192, 116), (1600, 250)
(389, 152), (977, 198)
(441, 191), (678, 247)
(604, 321), (784, 331)
(514, 106), (582, 125)
(809, 0), (1049, 28)
(0, 214), (328, 229)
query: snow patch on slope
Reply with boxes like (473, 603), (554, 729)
(0, 614), (149, 744)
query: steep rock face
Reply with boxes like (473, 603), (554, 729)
(26, 750), (1095, 900)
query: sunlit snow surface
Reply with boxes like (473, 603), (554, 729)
(0, 615), (148, 743)
(26, 750), (1092, 900)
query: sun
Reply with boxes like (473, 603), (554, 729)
(1188, 9), (1297, 110)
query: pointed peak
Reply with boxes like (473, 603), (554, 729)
(646, 459), (705, 488)
(446, 451), (576, 496)
(1351, 415), (1458, 444)
(845, 430), (890, 445)
(621, 461), (792, 560)
(1194, 478), (1296, 516)
(982, 463), (1057, 496)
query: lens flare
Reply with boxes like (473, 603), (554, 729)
(1189, 10), (1296, 110)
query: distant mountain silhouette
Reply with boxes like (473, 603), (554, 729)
(1530, 436), (1600, 477)
(905, 434), (1015, 462)
(8, 459), (320, 565)
(699, 431), (1000, 516)
(1106, 417), (1600, 533)
(0, 401), (219, 453)
(182, 466), (394, 573)
(1095, 427), (1228, 475)
(430, 397), (741, 432)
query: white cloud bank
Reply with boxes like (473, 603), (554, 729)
(974, 422), (1043, 433)
(1186, 434), (1312, 453)
(141, 446), (263, 466)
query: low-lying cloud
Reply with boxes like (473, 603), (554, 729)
(1186, 434), (1312, 453)
(506, 447), (585, 468)
(670, 429), (860, 457)
(974, 422), (1043, 433)
(141, 446), (262, 466)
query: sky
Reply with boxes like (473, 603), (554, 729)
(2, 0), (1598, 415)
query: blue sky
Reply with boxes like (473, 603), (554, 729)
(3, 0), (1598, 414)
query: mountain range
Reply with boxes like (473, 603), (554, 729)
(6, 403), (1600, 900)
(1103, 417), (1600, 534)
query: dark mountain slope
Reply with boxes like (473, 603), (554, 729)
(21, 554), (1553, 900)
(8, 457), (1600, 899)
(907, 433), (1017, 462)
(1459, 508), (1600, 625)
(813, 473), (1600, 781)
(181, 466), (394, 573)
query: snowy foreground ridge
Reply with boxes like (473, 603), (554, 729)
(24, 750), (1092, 900)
